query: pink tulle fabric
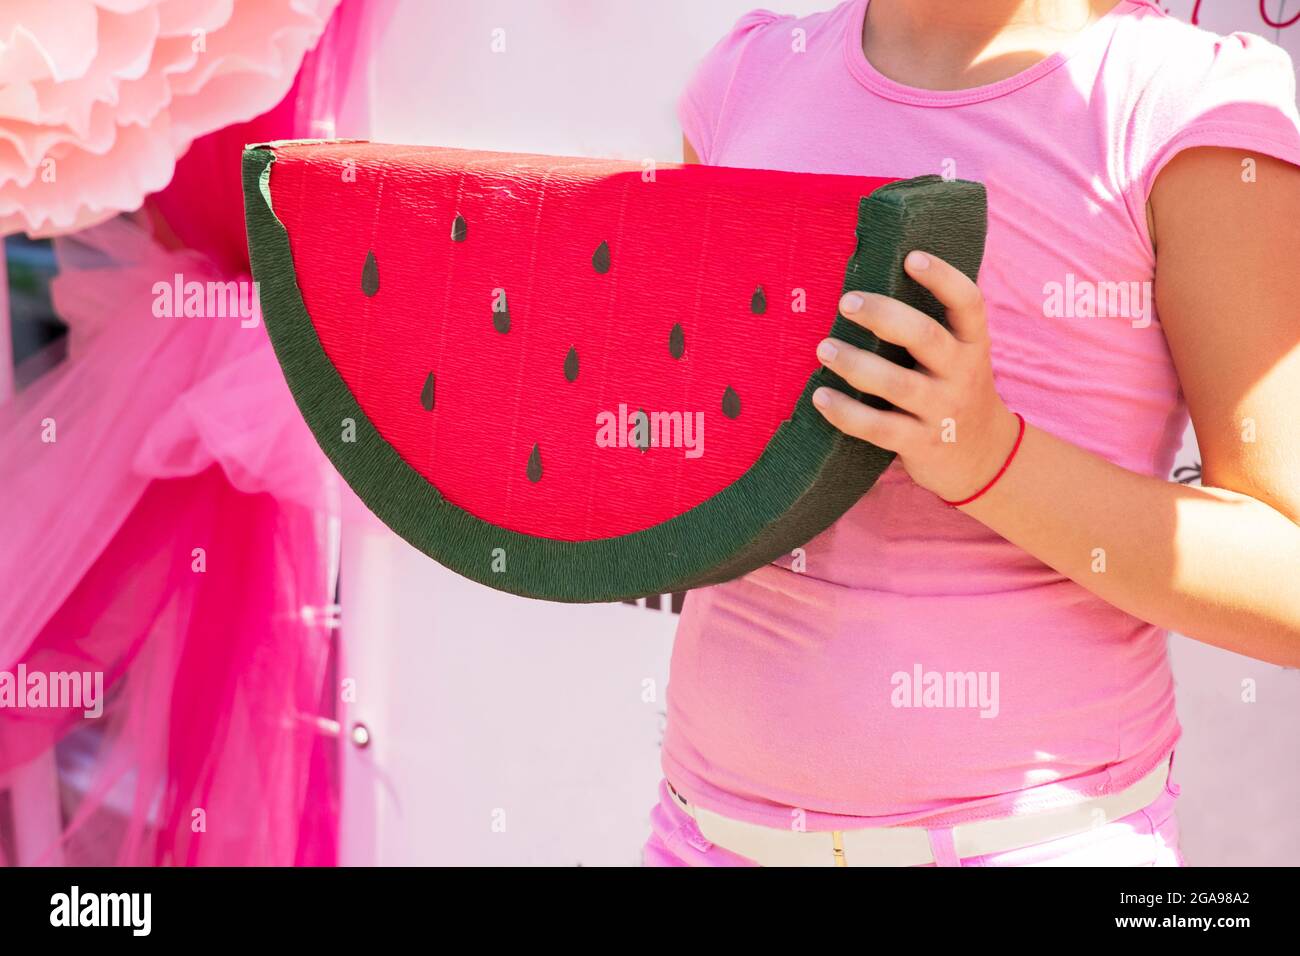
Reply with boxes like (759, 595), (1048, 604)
(0, 0), (371, 865)
(0, 0), (342, 237)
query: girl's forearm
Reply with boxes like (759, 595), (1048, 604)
(961, 422), (1300, 666)
(811, 247), (1300, 667)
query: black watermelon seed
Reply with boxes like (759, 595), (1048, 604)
(526, 443), (543, 483)
(493, 293), (510, 334)
(564, 346), (579, 382)
(669, 323), (685, 359)
(451, 214), (468, 242)
(750, 285), (767, 314)
(420, 372), (436, 411)
(722, 386), (741, 419)
(592, 240), (611, 274)
(361, 251), (379, 297)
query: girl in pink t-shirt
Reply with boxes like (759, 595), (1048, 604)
(648, 0), (1300, 866)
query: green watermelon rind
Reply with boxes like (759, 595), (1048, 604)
(242, 145), (987, 603)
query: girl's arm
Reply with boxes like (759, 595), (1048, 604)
(809, 147), (1300, 666)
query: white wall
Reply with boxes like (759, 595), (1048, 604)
(337, 0), (1300, 866)
(339, 532), (677, 866)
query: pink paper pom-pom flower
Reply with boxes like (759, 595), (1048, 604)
(0, 0), (341, 238)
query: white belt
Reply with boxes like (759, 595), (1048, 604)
(666, 756), (1172, 867)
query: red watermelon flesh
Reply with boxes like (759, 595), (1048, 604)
(266, 142), (897, 541)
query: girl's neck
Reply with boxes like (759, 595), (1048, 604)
(862, 0), (1126, 91)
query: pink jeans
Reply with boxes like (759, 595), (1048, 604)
(643, 761), (1185, 867)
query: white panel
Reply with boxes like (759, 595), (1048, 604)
(339, 528), (675, 865)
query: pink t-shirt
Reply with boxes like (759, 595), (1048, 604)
(664, 0), (1300, 829)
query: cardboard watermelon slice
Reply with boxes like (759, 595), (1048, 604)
(243, 141), (986, 602)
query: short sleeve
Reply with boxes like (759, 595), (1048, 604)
(1136, 31), (1300, 203)
(677, 9), (786, 164)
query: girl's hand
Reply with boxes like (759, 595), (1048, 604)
(811, 250), (1021, 504)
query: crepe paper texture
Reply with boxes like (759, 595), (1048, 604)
(243, 141), (986, 602)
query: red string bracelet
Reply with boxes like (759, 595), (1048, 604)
(940, 412), (1026, 507)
